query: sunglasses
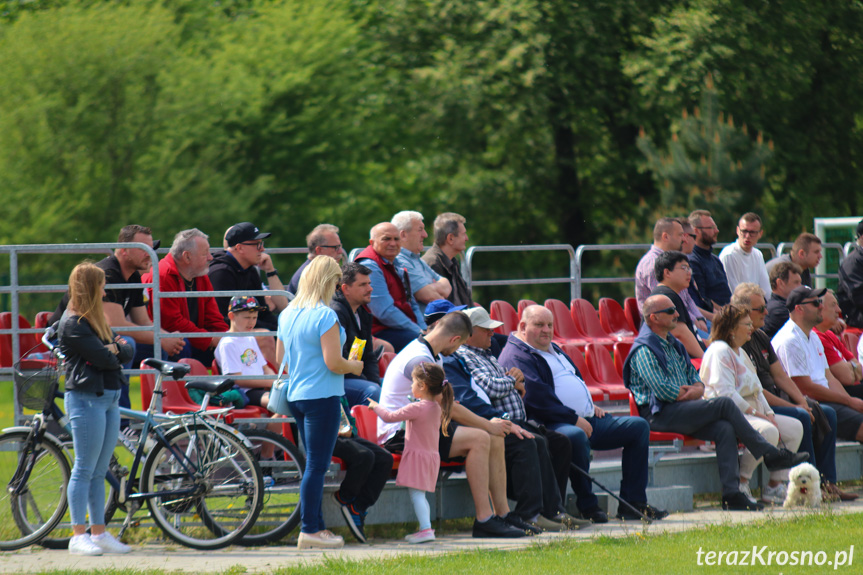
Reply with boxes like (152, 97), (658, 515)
(652, 307), (677, 316)
(686, 233), (697, 239)
(800, 299), (823, 307)
(319, 244), (342, 250)
(750, 305), (767, 313)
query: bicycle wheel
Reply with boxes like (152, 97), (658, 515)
(141, 424), (263, 550)
(37, 444), (123, 550)
(0, 430), (70, 550)
(236, 429), (304, 546)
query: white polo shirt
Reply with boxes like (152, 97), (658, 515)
(771, 319), (829, 388)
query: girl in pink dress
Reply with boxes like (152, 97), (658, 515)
(368, 362), (453, 544)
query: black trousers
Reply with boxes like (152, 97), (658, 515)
(331, 437), (394, 512)
(505, 422), (571, 520)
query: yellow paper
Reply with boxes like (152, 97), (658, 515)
(348, 337), (366, 361)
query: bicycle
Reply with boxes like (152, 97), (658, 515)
(1, 337), (264, 550)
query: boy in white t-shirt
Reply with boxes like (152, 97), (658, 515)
(215, 296), (277, 408)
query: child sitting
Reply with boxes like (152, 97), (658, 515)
(215, 296), (276, 408)
(368, 362), (453, 544)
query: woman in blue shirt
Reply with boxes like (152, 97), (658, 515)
(276, 256), (363, 549)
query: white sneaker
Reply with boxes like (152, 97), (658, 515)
(405, 528), (436, 544)
(761, 482), (788, 505)
(297, 530), (345, 549)
(91, 531), (131, 554)
(68, 534), (103, 556)
(739, 482), (757, 504)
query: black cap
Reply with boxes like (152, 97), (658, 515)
(786, 285), (827, 311)
(152, 239), (161, 251)
(856, 219), (863, 239)
(225, 222), (271, 247)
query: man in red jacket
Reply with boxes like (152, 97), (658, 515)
(141, 228), (228, 366)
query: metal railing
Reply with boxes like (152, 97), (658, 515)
(463, 244), (578, 301)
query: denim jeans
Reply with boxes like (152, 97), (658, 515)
(343, 378), (381, 408)
(550, 414), (650, 513)
(65, 388), (121, 526)
(288, 396), (341, 534)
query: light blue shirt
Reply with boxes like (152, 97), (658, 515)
(395, 247), (441, 316)
(362, 258), (426, 332)
(277, 304), (345, 402)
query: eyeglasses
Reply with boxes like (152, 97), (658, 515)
(652, 307), (677, 316)
(676, 265), (692, 273)
(750, 305), (767, 313)
(320, 244), (342, 251)
(800, 299), (823, 307)
(738, 227), (761, 237)
(239, 240), (265, 250)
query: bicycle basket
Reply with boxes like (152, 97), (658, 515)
(13, 359), (60, 411)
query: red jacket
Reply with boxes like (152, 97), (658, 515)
(356, 245), (416, 334)
(142, 253), (228, 350)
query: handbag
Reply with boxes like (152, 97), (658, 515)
(267, 310), (298, 416)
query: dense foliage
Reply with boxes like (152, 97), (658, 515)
(1, 0), (862, 308)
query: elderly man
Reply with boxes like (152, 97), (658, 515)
(814, 290), (863, 399)
(732, 284), (854, 501)
(356, 222), (424, 352)
(635, 217), (708, 334)
(688, 209), (731, 309)
(142, 228), (228, 366)
(377, 312), (527, 538)
(287, 223), (343, 294)
(392, 210), (452, 316)
(719, 212), (771, 294)
(499, 305), (667, 523)
(624, 294), (807, 511)
(838, 220), (863, 329)
(209, 222), (286, 364)
(766, 232), (823, 288)
(772, 286), (863, 444)
(422, 212), (472, 306)
(444, 306), (586, 532)
(761, 261), (803, 337)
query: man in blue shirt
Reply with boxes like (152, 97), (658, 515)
(392, 210), (452, 316)
(688, 209), (731, 309)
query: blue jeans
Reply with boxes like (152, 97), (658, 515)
(288, 396), (341, 534)
(343, 378), (381, 408)
(773, 404), (837, 484)
(550, 415), (650, 512)
(65, 389), (121, 526)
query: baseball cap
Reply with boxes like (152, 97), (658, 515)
(464, 307), (503, 330)
(424, 299), (467, 324)
(785, 286), (827, 311)
(228, 296), (267, 313)
(225, 222), (271, 247)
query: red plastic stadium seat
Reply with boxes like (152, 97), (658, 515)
(628, 392), (686, 443)
(379, 351), (397, 378)
(623, 297), (641, 333)
(33, 311), (54, 353)
(558, 344), (606, 402)
(517, 299), (538, 319)
(179, 358), (269, 419)
(489, 300), (519, 336)
(842, 331), (860, 358)
(211, 359), (221, 375)
(570, 299), (620, 348)
(598, 298), (636, 340)
(613, 342), (633, 378)
(0, 312), (41, 367)
(352, 405), (400, 472)
(543, 299), (590, 348)
(584, 343), (629, 400)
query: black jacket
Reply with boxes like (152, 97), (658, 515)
(208, 250), (278, 331)
(330, 290), (380, 383)
(58, 313), (132, 395)
(838, 244), (863, 329)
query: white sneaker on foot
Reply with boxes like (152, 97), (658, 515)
(297, 530), (345, 549)
(761, 482), (788, 505)
(69, 534), (103, 556)
(405, 528), (435, 544)
(91, 531), (131, 554)
(739, 482), (758, 504)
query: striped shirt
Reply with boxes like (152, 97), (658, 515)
(456, 345), (527, 421)
(628, 336), (701, 406)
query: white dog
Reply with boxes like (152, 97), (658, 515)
(783, 463), (822, 508)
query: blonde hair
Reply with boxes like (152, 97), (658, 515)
(290, 255), (342, 309)
(68, 262), (113, 341)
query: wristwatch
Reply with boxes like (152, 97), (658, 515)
(266, 269), (279, 278)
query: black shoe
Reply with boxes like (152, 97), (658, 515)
(763, 448), (809, 472)
(503, 512), (541, 535)
(616, 503), (669, 521)
(472, 515), (529, 538)
(581, 507), (608, 524)
(721, 492), (765, 511)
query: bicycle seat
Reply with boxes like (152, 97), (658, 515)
(185, 378), (236, 396)
(142, 358), (192, 379)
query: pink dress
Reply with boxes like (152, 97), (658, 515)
(372, 399), (441, 492)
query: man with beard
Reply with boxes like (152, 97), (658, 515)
(687, 209), (731, 310)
